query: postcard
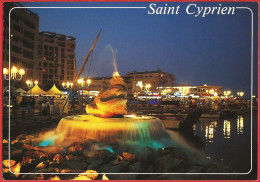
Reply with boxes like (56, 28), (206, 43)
(1, 1), (258, 180)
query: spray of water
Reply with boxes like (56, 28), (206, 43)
(107, 45), (118, 73)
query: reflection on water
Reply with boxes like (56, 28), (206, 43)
(205, 124), (214, 142)
(223, 120), (231, 139)
(192, 114), (252, 172)
(237, 116), (244, 134)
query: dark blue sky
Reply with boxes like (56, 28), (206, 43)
(20, 2), (258, 97)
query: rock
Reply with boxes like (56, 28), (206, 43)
(48, 176), (61, 180)
(154, 155), (182, 172)
(22, 144), (35, 150)
(87, 159), (103, 170)
(71, 175), (92, 180)
(39, 152), (53, 161)
(20, 162), (38, 173)
(3, 168), (9, 173)
(61, 160), (88, 170)
(118, 160), (130, 171)
(26, 135), (35, 140)
(36, 162), (45, 169)
(61, 169), (85, 173)
(129, 161), (143, 172)
(94, 149), (111, 158)
(11, 140), (18, 145)
(49, 161), (59, 168)
(99, 160), (129, 173)
(78, 170), (99, 180)
(3, 160), (16, 168)
(68, 144), (83, 155)
(10, 162), (22, 177)
(82, 149), (90, 158)
(23, 150), (44, 161)
(53, 154), (62, 163)
(122, 152), (136, 161)
(102, 174), (109, 180)
(65, 154), (73, 160)
(11, 150), (23, 161)
(3, 139), (8, 143)
(16, 134), (27, 141)
(111, 155), (123, 165)
(12, 141), (24, 149)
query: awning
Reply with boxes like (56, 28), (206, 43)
(46, 84), (64, 95)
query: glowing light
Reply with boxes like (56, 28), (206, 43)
(3, 68), (9, 75)
(11, 66), (18, 74)
(11, 162), (21, 177)
(62, 82), (65, 87)
(39, 135), (58, 146)
(19, 69), (25, 76)
(205, 124), (214, 142)
(49, 176), (61, 180)
(3, 160), (16, 168)
(237, 116), (244, 134)
(223, 120), (231, 139)
(56, 115), (166, 144)
(34, 80), (38, 85)
(237, 92), (244, 97)
(87, 79), (91, 85)
(102, 174), (109, 180)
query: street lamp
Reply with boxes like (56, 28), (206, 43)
(237, 92), (244, 97)
(26, 80), (38, 95)
(223, 90), (232, 97)
(3, 66), (25, 96)
(144, 83), (151, 95)
(3, 66), (25, 80)
(77, 78), (91, 114)
(62, 82), (73, 90)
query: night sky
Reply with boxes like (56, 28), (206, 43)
(18, 2), (258, 98)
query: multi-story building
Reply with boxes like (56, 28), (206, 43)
(3, 2), (39, 82)
(38, 31), (76, 87)
(87, 70), (176, 95)
(159, 84), (222, 97)
(124, 70), (176, 94)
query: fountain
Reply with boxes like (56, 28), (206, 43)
(56, 71), (168, 144)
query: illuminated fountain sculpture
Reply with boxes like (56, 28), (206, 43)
(56, 71), (167, 144)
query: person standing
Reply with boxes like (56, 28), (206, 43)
(12, 96), (19, 124)
(49, 97), (54, 115)
(27, 97), (33, 119)
(19, 97), (27, 119)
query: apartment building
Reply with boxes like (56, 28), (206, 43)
(3, 2), (39, 81)
(38, 31), (76, 87)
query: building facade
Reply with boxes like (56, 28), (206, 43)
(159, 84), (222, 97)
(124, 70), (176, 94)
(3, 2), (39, 82)
(38, 31), (76, 87)
(87, 70), (176, 95)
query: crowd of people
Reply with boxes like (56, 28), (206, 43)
(3, 95), (56, 125)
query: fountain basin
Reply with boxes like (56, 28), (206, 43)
(56, 115), (167, 144)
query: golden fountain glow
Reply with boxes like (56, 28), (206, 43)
(56, 115), (165, 143)
(54, 71), (167, 144)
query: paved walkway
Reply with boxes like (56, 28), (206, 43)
(2, 107), (81, 139)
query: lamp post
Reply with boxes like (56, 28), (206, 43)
(223, 90), (232, 97)
(62, 82), (73, 91)
(26, 80), (38, 96)
(77, 78), (91, 114)
(237, 92), (244, 97)
(144, 83), (151, 95)
(3, 66), (25, 96)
